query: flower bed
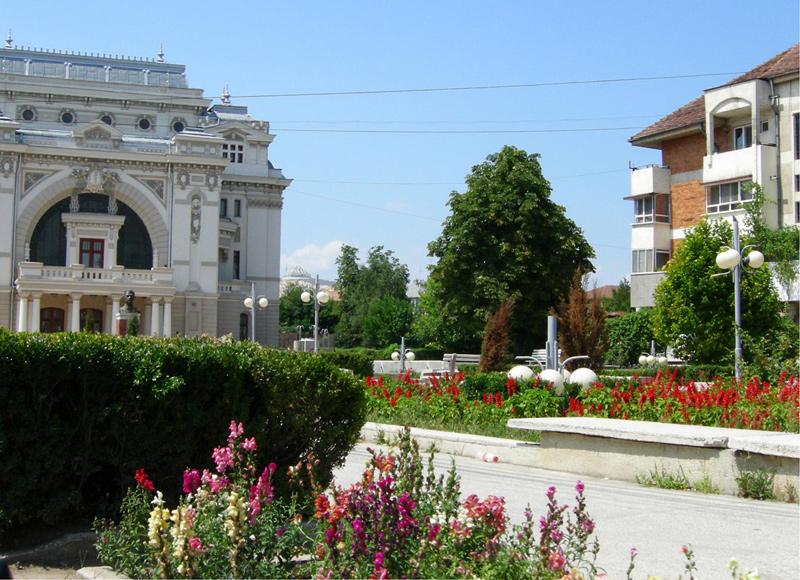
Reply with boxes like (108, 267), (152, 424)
(365, 369), (799, 437)
(95, 421), (760, 579)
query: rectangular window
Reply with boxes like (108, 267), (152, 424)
(794, 113), (799, 160)
(220, 198), (228, 218)
(234, 199), (241, 217)
(706, 180), (753, 213)
(80, 239), (104, 268)
(634, 196), (653, 223)
(222, 143), (244, 163)
(632, 249), (653, 274)
(233, 250), (240, 280)
(655, 251), (669, 270)
(733, 125), (752, 150)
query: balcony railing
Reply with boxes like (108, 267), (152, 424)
(703, 144), (775, 185)
(18, 262), (173, 285)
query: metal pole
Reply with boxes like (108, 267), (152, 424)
(400, 336), (406, 372)
(313, 274), (320, 352)
(732, 216), (742, 383)
(546, 315), (558, 370)
(249, 281), (256, 343)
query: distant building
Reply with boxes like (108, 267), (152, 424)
(0, 39), (290, 344)
(280, 265), (338, 300)
(627, 44), (799, 313)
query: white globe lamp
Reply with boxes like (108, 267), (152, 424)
(316, 291), (331, 304)
(539, 369), (565, 395)
(508, 365), (534, 380)
(243, 297), (254, 308)
(646, 355), (657, 365)
(406, 351), (415, 361)
(658, 356), (668, 366)
(257, 297), (269, 308)
(300, 291), (312, 303)
(569, 367), (598, 392)
(391, 351), (400, 361)
(716, 248), (741, 270)
(638, 354), (648, 365)
(746, 250), (764, 269)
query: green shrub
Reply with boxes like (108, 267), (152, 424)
(315, 349), (374, 377)
(0, 329), (366, 534)
(461, 371), (510, 399)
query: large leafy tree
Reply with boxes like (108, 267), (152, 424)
(335, 245), (410, 347)
(652, 218), (781, 364)
(427, 145), (595, 354)
(279, 282), (340, 334)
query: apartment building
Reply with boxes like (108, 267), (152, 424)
(627, 44), (799, 310)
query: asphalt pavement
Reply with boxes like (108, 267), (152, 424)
(333, 442), (800, 580)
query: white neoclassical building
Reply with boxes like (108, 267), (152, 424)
(0, 39), (290, 345)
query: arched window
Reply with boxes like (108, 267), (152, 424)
(40, 307), (65, 333)
(239, 313), (249, 341)
(30, 194), (152, 269)
(80, 308), (103, 333)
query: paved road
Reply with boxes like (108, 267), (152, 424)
(333, 443), (800, 580)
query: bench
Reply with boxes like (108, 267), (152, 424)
(507, 417), (799, 500)
(443, 353), (481, 374)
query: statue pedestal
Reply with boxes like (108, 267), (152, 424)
(116, 312), (140, 336)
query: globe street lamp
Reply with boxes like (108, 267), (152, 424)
(391, 336), (415, 372)
(714, 215), (764, 382)
(243, 282), (268, 343)
(300, 274), (330, 352)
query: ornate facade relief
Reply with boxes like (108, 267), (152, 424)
(190, 195), (201, 243)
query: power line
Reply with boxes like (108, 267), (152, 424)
(231, 72), (743, 99)
(274, 126), (644, 135)
(273, 114), (661, 125)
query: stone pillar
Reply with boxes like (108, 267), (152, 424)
(30, 293), (42, 332)
(143, 301), (152, 335)
(162, 298), (172, 337)
(111, 295), (121, 335)
(150, 298), (161, 336)
(16, 293), (28, 332)
(70, 294), (82, 333)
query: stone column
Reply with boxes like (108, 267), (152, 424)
(143, 301), (152, 336)
(30, 293), (42, 333)
(162, 298), (173, 337)
(16, 293), (28, 332)
(110, 295), (121, 335)
(150, 298), (161, 336)
(70, 294), (82, 333)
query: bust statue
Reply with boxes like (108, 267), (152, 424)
(120, 289), (138, 314)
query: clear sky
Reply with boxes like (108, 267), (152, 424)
(4, 1), (798, 287)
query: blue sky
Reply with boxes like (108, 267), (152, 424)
(5, 1), (798, 286)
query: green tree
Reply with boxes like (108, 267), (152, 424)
(652, 218), (781, 364)
(279, 282), (340, 334)
(427, 145), (595, 354)
(362, 296), (414, 348)
(603, 277), (631, 312)
(335, 245), (410, 347)
(604, 308), (660, 367)
(412, 279), (480, 352)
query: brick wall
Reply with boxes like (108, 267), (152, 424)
(662, 133), (705, 174)
(671, 179), (705, 229)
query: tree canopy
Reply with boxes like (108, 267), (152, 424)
(427, 145), (595, 354)
(652, 218), (781, 364)
(279, 282), (340, 334)
(335, 245), (411, 348)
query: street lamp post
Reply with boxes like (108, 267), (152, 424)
(243, 282), (269, 343)
(714, 215), (765, 382)
(391, 336), (415, 372)
(301, 274), (330, 352)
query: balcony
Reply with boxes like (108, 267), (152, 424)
(703, 144), (775, 185)
(16, 262), (174, 295)
(629, 165), (670, 197)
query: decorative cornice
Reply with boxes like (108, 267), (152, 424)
(246, 197), (283, 209)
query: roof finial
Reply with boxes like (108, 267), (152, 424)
(221, 84), (231, 104)
(157, 43), (165, 63)
(4, 29), (12, 49)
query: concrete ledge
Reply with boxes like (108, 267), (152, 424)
(361, 421), (800, 501)
(507, 417), (800, 458)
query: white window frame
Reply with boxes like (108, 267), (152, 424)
(733, 124), (752, 150)
(222, 142), (245, 163)
(706, 180), (753, 214)
(632, 249), (669, 274)
(634, 196), (653, 223)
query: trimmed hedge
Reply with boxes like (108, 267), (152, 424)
(0, 330), (366, 534)
(315, 349), (374, 377)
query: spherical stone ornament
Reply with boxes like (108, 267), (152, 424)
(658, 356), (668, 366)
(569, 368), (598, 392)
(538, 369), (565, 395)
(508, 365), (534, 380)
(638, 355), (648, 365)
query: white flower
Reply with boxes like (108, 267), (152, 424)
(151, 491), (165, 507)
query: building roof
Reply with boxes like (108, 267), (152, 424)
(630, 43), (799, 146)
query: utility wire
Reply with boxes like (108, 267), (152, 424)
(274, 126), (644, 134)
(230, 72), (743, 99)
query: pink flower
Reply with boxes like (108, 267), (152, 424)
(212, 446), (234, 473)
(188, 536), (206, 553)
(575, 480), (584, 494)
(183, 468), (202, 493)
(547, 546), (566, 570)
(242, 437), (257, 452)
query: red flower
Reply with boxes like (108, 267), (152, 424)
(135, 468), (155, 492)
